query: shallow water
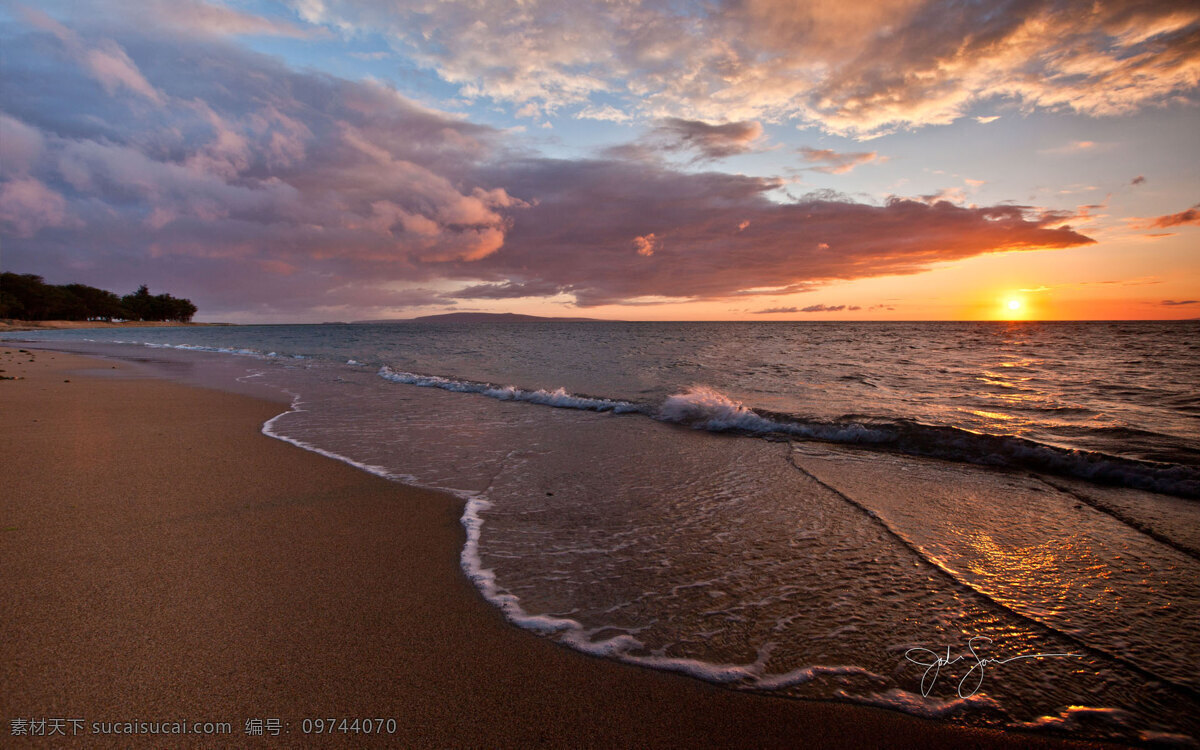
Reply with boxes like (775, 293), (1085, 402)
(10, 321), (1199, 744)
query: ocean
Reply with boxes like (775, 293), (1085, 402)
(9, 320), (1199, 744)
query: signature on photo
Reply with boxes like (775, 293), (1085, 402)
(905, 636), (1080, 698)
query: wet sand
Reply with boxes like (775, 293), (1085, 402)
(0, 347), (1114, 748)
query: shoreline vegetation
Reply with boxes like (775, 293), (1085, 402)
(0, 344), (1110, 749)
(0, 319), (227, 332)
(0, 273), (197, 323)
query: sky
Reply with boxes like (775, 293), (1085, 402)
(0, 0), (1197, 322)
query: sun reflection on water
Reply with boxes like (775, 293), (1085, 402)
(964, 532), (1077, 618)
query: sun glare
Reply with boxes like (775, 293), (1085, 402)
(996, 295), (1029, 320)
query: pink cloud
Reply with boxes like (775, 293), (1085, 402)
(0, 115), (44, 175)
(143, 0), (319, 38)
(799, 147), (882, 174)
(20, 7), (164, 104)
(0, 178), (73, 237)
(83, 42), (164, 103)
(1149, 203), (1200, 227)
(632, 233), (661, 256)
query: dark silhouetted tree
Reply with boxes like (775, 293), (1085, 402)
(120, 285), (197, 322)
(0, 274), (197, 322)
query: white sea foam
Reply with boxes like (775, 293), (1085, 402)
(143, 342), (270, 358)
(260, 390), (412, 483)
(378, 366), (639, 413)
(656, 386), (890, 443)
(658, 386), (781, 432)
(459, 527), (884, 689)
(846, 688), (1001, 719)
(454, 495), (903, 693)
(754, 664), (882, 690)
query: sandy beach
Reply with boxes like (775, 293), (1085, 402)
(0, 346), (1115, 748)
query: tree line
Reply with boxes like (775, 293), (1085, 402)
(0, 273), (198, 322)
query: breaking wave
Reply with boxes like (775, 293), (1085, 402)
(375, 371), (1200, 498)
(377, 366), (642, 413)
(655, 386), (1200, 498)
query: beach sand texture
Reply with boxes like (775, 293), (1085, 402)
(0, 348), (1110, 748)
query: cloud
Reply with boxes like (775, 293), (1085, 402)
(1038, 140), (1115, 156)
(0, 11), (1098, 319)
(798, 147), (882, 174)
(632, 233), (661, 256)
(19, 6), (165, 104)
(0, 114), (44, 175)
(0, 177), (74, 237)
(921, 187), (968, 205)
(443, 280), (565, 300)
(1149, 202), (1200, 227)
(649, 118), (764, 159)
(1161, 299), (1198, 306)
(577, 105), (633, 124)
(1, 16), (513, 310)
(974, 115), (1001, 124)
(139, 0), (319, 38)
(291, 0), (1200, 136)
(751, 304), (863, 313)
(447, 168), (1095, 305)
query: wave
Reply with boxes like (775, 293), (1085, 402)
(137, 342), (309, 360)
(377, 366), (641, 413)
(372, 372), (1200, 498)
(259, 387), (421, 485)
(47, 329), (1197, 500)
(459, 500), (904, 691)
(655, 386), (1200, 498)
(658, 386), (892, 443)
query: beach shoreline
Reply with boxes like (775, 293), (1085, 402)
(0, 320), (233, 333)
(0, 346), (1116, 748)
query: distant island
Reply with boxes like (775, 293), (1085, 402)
(353, 312), (609, 324)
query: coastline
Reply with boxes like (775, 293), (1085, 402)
(0, 321), (231, 333)
(0, 347), (1115, 748)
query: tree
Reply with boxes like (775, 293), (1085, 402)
(1, 273), (55, 319)
(120, 285), (197, 322)
(0, 274), (197, 322)
(65, 284), (124, 321)
(120, 285), (155, 321)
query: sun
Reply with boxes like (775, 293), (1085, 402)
(997, 295), (1028, 320)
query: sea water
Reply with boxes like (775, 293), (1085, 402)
(9, 321), (1199, 744)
